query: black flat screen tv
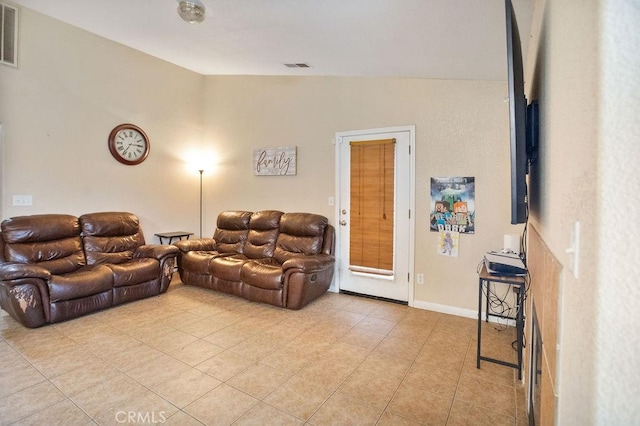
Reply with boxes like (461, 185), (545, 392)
(505, 0), (528, 224)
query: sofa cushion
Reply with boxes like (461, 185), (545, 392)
(213, 211), (252, 254)
(4, 239), (85, 275)
(244, 210), (283, 259)
(182, 251), (217, 275)
(1, 214), (79, 243)
(106, 258), (159, 287)
(210, 254), (248, 282)
(273, 213), (328, 263)
(48, 265), (113, 302)
(241, 258), (283, 290)
(1, 214), (85, 274)
(80, 212), (145, 265)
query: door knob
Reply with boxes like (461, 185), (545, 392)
(339, 220), (347, 226)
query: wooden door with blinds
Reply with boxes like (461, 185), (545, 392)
(336, 126), (413, 303)
(349, 139), (395, 276)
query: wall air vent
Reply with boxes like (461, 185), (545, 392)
(284, 63), (311, 68)
(0, 2), (18, 67)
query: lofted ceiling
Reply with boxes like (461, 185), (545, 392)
(11, 0), (534, 80)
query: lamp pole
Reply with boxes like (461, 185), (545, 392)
(199, 169), (204, 238)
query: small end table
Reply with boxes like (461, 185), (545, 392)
(477, 263), (527, 379)
(155, 231), (194, 245)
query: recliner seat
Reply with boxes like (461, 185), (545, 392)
(0, 212), (179, 328)
(175, 210), (335, 309)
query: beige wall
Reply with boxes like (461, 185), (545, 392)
(202, 75), (522, 311)
(525, 0), (640, 423)
(0, 8), (205, 241)
(525, 0), (600, 423)
(597, 1), (640, 423)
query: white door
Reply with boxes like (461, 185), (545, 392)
(335, 126), (415, 303)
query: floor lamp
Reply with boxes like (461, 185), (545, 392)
(199, 169), (204, 238)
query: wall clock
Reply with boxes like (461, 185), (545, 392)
(108, 123), (150, 165)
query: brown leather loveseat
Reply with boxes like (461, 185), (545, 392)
(175, 210), (335, 309)
(0, 212), (178, 328)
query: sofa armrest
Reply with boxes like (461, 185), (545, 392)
(132, 245), (179, 294)
(0, 262), (51, 281)
(0, 264), (51, 327)
(134, 244), (180, 260)
(282, 254), (335, 310)
(282, 254), (335, 273)
(174, 238), (216, 253)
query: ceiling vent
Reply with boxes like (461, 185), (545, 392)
(0, 2), (18, 67)
(284, 63), (311, 68)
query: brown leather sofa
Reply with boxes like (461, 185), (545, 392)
(175, 210), (335, 309)
(0, 212), (178, 328)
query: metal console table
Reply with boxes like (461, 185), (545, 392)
(476, 263), (526, 379)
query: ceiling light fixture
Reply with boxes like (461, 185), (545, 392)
(177, 0), (205, 24)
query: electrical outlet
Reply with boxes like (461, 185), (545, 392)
(416, 273), (424, 285)
(13, 195), (32, 206)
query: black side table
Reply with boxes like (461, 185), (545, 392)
(477, 263), (527, 379)
(155, 231), (194, 245)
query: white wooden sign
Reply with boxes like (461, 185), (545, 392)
(253, 146), (297, 176)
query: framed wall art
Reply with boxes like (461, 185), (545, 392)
(253, 146), (297, 176)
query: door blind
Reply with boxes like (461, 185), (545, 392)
(349, 138), (395, 275)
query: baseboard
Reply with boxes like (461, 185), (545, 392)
(412, 299), (516, 327)
(412, 300), (477, 319)
(330, 288), (515, 327)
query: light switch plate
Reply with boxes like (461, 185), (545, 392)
(13, 195), (32, 206)
(566, 221), (580, 279)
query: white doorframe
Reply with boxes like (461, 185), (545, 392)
(334, 125), (416, 307)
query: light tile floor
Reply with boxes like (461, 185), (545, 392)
(0, 275), (527, 425)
